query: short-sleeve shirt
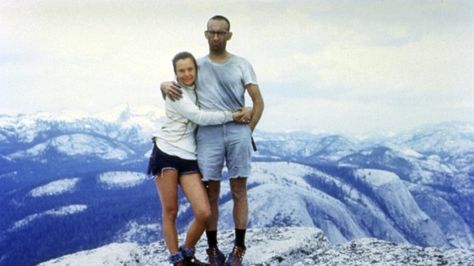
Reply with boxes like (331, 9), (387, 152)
(196, 55), (257, 111)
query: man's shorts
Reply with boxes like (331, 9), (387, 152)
(197, 123), (253, 181)
(147, 143), (200, 176)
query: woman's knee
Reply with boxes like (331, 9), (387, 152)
(194, 207), (211, 223)
(162, 206), (178, 222)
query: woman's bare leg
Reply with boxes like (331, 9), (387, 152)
(180, 173), (211, 248)
(155, 169), (180, 253)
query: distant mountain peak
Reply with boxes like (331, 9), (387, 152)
(94, 103), (164, 123)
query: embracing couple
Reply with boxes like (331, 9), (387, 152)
(147, 15), (264, 266)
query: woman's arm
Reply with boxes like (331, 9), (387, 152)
(168, 95), (234, 126)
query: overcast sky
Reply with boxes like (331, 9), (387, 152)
(1, 0), (473, 135)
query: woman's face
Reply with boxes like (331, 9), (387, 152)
(175, 58), (196, 86)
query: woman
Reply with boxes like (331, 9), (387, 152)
(148, 51), (250, 266)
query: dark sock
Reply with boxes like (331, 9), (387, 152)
(235, 228), (246, 249)
(206, 230), (218, 248)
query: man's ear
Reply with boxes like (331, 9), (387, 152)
(226, 32), (233, 41)
(204, 31), (208, 39)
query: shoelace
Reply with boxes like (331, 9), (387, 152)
(230, 246), (246, 260)
(207, 248), (222, 263)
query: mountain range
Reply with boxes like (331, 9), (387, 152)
(0, 105), (473, 265)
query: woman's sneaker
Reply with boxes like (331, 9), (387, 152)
(168, 252), (187, 266)
(179, 246), (209, 266)
(206, 246), (226, 266)
(224, 246), (246, 266)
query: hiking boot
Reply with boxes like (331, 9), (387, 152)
(185, 256), (209, 266)
(224, 246), (246, 266)
(206, 246), (226, 266)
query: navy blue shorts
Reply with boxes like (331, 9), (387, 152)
(147, 144), (200, 176)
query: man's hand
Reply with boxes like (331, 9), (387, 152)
(232, 107), (253, 123)
(160, 81), (183, 101)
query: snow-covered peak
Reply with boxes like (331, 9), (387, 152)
(90, 103), (166, 142)
(94, 103), (133, 122)
(0, 111), (92, 143)
(355, 169), (400, 186)
(218, 162), (367, 243)
(29, 178), (80, 197)
(94, 103), (164, 123)
(7, 134), (134, 160)
(394, 121), (474, 154)
(250, 162), (316, 190)
(0, 103), (164, 125)
(0, 103), (165, 145)
(396, 147), (424, 158)
(354, 168), (447, 247)
(31, 110), (90, 123)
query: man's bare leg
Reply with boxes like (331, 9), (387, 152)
(205, 181), (226, 265)
(225, 177), (248, 265)
(230, 177), (248, 230)
(206, 180), (221, 231)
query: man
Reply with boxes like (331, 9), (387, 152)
(161, 15), (264, 266)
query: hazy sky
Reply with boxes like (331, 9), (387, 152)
(1, 0), (473, 135)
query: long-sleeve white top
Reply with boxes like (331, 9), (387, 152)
(155, 84), (233, 160)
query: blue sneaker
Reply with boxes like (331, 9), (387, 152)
(168, 252), (186, 266)
(180, 246), (209, 266)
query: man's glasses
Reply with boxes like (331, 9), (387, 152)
(206, 30), (228, 37)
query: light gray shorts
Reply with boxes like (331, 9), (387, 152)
(197, 123), (253, 181)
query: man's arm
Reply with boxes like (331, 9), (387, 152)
(246, 84), (264, 131)
(160, 81), (183, 101)
(168, 95), (238, 126)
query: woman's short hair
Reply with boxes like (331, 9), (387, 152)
(172, 51), (198, 74)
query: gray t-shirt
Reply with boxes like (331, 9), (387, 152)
(196, 55), (257, 111)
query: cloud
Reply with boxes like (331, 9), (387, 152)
(1, 1), (473, 133)
(250, 1), (474, 110)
